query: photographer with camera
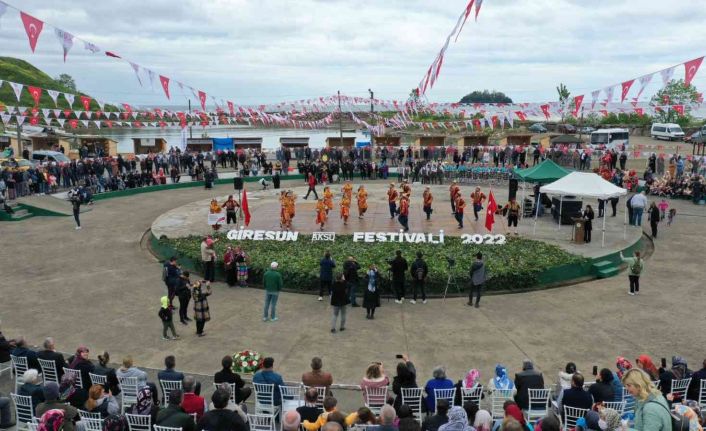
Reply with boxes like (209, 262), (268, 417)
(410, 252), (428, 304)
(68, 187), (82, 230)
(390, 250), (409, 304)
(468, 252), (487, 308)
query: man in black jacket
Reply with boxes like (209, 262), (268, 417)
(37, 337), (67, 380)
(421, 398), (448, 431)
(196, 388), (247, 431)
(156, 389), (195, 431)
(557, 373), (593, 417)
(410, 252), (428, 304)
(588, 368), (615, 403)
(390, 250), (409, 304)
(342, 256), (360, 307)
(514, 360), (544, 410)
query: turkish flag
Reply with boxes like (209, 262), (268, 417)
(227, 101), (235, 116)
(620, 80), (634, 102)
(540, 104), (550, 119)
(515, 111), (527, 121)
(20, 12), (44, 53)
(80, 95), (91, 111)
(198, 91), (207, 111)
(634, 108), (644, 117)
(242, 187), (251, 226)
(684, 57), (704, 87)
(485, 190), (497, 232)
(159, 75), (171, 99)
(69, 119), (78, 129)
(672, 105), (685, 116)
(572, 95), (584, 117)
(27, 86), (42, 106)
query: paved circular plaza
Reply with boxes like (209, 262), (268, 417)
(1, 179), (704, 386)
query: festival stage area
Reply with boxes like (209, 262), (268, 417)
(152, 182), (642, 259)
(0, 180), (703, 386)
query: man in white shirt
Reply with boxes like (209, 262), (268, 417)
(630, 192), (648, 226)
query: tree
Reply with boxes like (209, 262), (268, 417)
(651, 79), (701, 125)
(55, 73), (76, 91)
(459, 90), (512, 104)
(556, 83), (570, 123)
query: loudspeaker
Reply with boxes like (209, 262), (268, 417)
(234, 177), (243, 190)
(508, 179), (518, 200)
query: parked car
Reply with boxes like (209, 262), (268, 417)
(684, 131), (701, 143)
(31, 150), (71, 164)
(528, 123), (547, 133)
(578, 126), (596, 134)
(557, 124), (577, 133)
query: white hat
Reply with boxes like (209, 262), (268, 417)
(271, 262), (278, 269)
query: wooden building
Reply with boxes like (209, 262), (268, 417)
(186, 138), (213, 152)
(457, 134), (490, 148)
(325, 137), (356, 148)
(133, 137), (168, 154)
(373, 136), (401, 146)
(415, 135), (447, 148)
(279, 137), (309, 149)
(233, 137), (263, 150)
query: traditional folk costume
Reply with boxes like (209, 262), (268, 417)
(323, 187), (334, 213)
(342, 182), (353, 201)
(316, 199), (328, 230)
(470, 189), (486, 221)
(340, 196), (351, 225)
(455, 195), (466, 228)
(234, 248), (249, 287)
(357, 187), (368, 218)
(387, 184), (399, 219)
(398, 194), (410, 231)
(449, 183), (460, 214)
(279, 192), (291, 229)
(423, 188), (433, 220)
(209, 199), (222, 231)
(222, 195), (240, 225)
(503, 199), (521, 234)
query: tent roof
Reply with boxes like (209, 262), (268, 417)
(539, 171), (628, 199)
(550, 134), (584, 144)
(514, 159), (570, 183)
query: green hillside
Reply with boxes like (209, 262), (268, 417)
(0, 57), (117, 112)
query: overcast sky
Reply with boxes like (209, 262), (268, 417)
(2, 0), (706, 108)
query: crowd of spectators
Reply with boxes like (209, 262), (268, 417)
(1, 329), (705, 431)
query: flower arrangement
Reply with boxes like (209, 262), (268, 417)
(232, 350), (263, 374)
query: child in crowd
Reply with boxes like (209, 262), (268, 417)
(158, 296), (179, 341)
(657, 198), (669, 220)
(667, 208), (677, 226)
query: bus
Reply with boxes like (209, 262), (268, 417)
(590, 128), (629, 150)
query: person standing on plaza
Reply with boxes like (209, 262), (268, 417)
(304, 172), (319, 200)
(200, 237), (217, 283)
(630, 191), (647, 226)
(356, 185), (368, 219)
(582, 205), (594, 243)
(410, 252), (428, 305)
(364, 264), (380, 319)
(223, 246), (236, 287)
(70, 189), (82, 230)
(391, 250), (409, 304)
(454, 194), (466, 229)
(502, 197), (521, 235)
(263, 262), (283, 321)
(319, 251), (336, 301)
(158, 296), (179, 341)
(398, 193), (410, 232)
(192, 281), (212, 336)
(176, 271), (192, 325)
(648, 202), (661, 239)
(423, 186), (433, 220)
(222, 195), (240, 225)
(468, 253), (486, 308)
(470, 187), (486, 221)
(620, 250), (644, 296)
(387, 183), (399, 219)
(164, 256), (181, 307)
(343, 256), (361, 307)
(330, 274), (349, 333)
(449, 182), (460, 214)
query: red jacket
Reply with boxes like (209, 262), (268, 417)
(308, 176), (316, 187)
(181, 392), (205, 420)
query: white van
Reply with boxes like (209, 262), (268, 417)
(589, 128), (630, 151)
(31, 150), (71, 164)
(651, 123), (684, 141)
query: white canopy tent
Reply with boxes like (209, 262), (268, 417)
(539, 172), (628, 247)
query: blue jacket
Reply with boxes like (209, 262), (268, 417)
(158, 368), (185, 382)
(253, 370), (284, 405)
(424, 377), (454, 412)
(319, 258), (336, 282)
(12, 346), (40, 371)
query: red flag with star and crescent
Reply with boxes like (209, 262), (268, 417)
(485, 190), (497, 232)
(242, 187), (251, 227)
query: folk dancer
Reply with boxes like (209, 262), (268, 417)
(315, 198), (328, 230)
(209, 198), (223, 231)
(356, 185), (368, 219)
(323, 186), (334, 214)
(286, 190), (296, 225)
(470, 187), (486, 221)
(222, 195), (240, 225)
(340, 195), (352, 225)
(342, 181), (353, 202)
(454, 194), (466, 229)
(279, 192), (292, 229)
(398, 193), (410, 232)
(422, 186), (433, 220)
(503, 197), (521, 235)
(387, 183), (399, 219)
(449, 182), (460, 214)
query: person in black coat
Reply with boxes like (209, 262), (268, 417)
(588, 368), (615, 403)
(557, 373), (593, 416)
(213, 356), (251, 404)
(648, 202), (661, 238)
(390, 250), (409, 303)
(392, 356), (417, 413)
(0, 330), (14, 366)
(330, 274), (350, 333)
(196, 389), (247, 431)
(37, 337), (68, 380)
(583, 205), (594, 243)
(514, 360), (544, 410)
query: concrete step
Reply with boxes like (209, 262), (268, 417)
(12, 209), (29, 217)
(592, 260), (614, 270)
(596, 267), (619, 278)
(10, 212), (33, 220)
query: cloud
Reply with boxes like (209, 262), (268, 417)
(2, 0), (706, 107)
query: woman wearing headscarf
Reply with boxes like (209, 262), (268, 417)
(438, 406), (474, 431)
(68, 346), (95, 391)
(658, 356), (692, 401)
(59, 373), (87, 410)
(472, 410), (492, 431)
(234, 246), (250, 287)
(615, 357), (632, 380)
(502, 403), (530, 430)
(672, 402), (703, 431)
(454, 369), (483, 406)
(636, 355), (660, 381)
(488, 364), (516, 395)
(129, 386), (159, 424)
(38, 409), (65, 431)
(223, 245), (236, 286)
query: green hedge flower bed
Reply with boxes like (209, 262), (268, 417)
(160, 234), (586, 294)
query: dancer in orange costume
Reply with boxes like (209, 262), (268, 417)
(323, 186), (334, 213)
(209, 198), (222, 231)
(422, 186), (433, 221)
(356, 185), (368, 219)
(279, 191), (291, 229)
(342, 181), (353, 201)
(340, 195), (351, 225)
(286, 191), (296, 225)
(449, 182), (460, 214)
(315, 198), (328, 230)
(398, 193), (410, 232)
(387, 183), (399, 219)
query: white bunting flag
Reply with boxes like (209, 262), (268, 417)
(41, 108), (51, 119)
(147, 69), (156, 90)
(129, 62), (143, 86)
(9, 82), (23, 101)
(94, 120), (101, 129)
(0, 114), (11, 126)
(95, 99), (105, 110)
(54, 28), (74, 62)
(43, 116), (52, 126)
(660, 67), (675, 86)
(15, 115), (26, 125)
(74, 110), (84, 119)
(64, 93), (75, 108)
(603, 86), (614, 103)
(47, 89), (60, 106)
(635, 74), (653, 100)
(52, 109), (61, 118)
(84, 41), (100, 54)
(56, 118), (65, 128)
(81, 119), (89, 128)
